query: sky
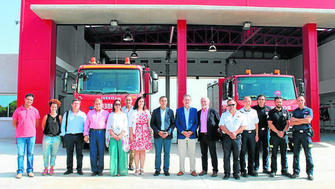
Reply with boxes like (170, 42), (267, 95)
(0, 1), (21, 54)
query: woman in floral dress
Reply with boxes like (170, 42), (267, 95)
(129, 96), (152, 176)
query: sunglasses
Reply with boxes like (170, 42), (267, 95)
(114, 104), (121, 106)
(228, 104), (236, 107)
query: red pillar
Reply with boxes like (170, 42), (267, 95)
(177, 20), (187, 108)
(18, 0), (56, 143)
(302, 23), (320, 142)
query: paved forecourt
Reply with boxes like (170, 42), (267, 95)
(0, 133), (335, 189)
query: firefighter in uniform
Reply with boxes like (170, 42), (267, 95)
(219, 99), (246, 180)
(290, 96), (314, 180)
(267, 96), (291, 177)
(252, 95), (271, 174)
(239, 96), (259, 177)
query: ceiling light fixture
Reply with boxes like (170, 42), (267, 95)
(243, 21), (252, 31)
(208, 27), (217, 52)
(130, 50), (138, 59)
(273, 45), (280, 60)
(123, 29), (133, 42)
(110, 19), (118, 27)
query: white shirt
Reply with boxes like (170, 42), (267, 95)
(219, 111), (246, 133)
(106, 112), (129, 152)
(122, 106), (134, 127)
(239, 108), (259, 130)
(106, 112), (128, 135)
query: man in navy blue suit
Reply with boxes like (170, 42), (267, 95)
(176, 94), (198, 176)
(150, 96), (175, 176)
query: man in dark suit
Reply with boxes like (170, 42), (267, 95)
(150, 96), (175, 176)
(176, 94), (199, 176)
(197, 97), (220, 177)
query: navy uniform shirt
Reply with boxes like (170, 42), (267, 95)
(252, 105), (271, 133)
(267, 108), (290, 136)
(292, 106), (313, 131)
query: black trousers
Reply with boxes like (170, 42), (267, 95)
(255, 130), (269, 171)
(292, 130), (314, 175)
(199, 133), (218, 172)
(64, 134), (84, 171)
(270, 135), (288, 173)
(240, 130), (256, 173)
(222, 134), (241, 176)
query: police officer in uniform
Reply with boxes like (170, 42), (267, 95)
(239, 96), (259, 177)
(252, 95), (271, 174)
(290, 96), (314, 180)
(219, 99), (246, 180)
(267, 96), (291, 177)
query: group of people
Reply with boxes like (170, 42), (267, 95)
(219, 95), (314, 180)
(12, 93), (314, 181)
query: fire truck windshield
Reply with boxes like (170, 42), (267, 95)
(236, 76), (296, 100)
(77, 69), (141, 94)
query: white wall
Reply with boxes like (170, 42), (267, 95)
(150, 77), (216, 111)
(318, 39), (335, 94)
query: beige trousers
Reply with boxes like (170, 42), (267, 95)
(178, 138), (196, 172)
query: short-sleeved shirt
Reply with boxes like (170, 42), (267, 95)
(219, 111), (246, 133)
(253, 105), (271, 132)
(292, 106), (313, 131)
(12, 105), (40, 138)
(267, 108), (290, 136)
(60, 110), (87, 136)
(239, 108), (259, 130)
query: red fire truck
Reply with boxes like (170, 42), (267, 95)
(207, 69), (304, 150)
(64, 58), (158, 113)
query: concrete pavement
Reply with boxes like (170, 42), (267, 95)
(1, 133), (335, 189)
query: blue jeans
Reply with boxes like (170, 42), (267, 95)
(43, 135), (61, 168)
(16, 137), (36, 174)
(154, 138), (171, 172)
(89, 130), (105, 173)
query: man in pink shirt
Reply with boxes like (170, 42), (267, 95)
(84, 98), (109, 176)
(12, 93), (40, 179)
(197, 97), (220, 177)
